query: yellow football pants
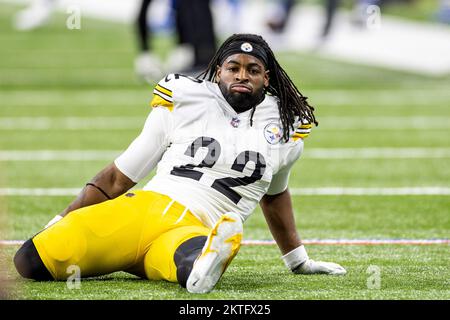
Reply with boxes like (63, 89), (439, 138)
(32, 190), (210, 282)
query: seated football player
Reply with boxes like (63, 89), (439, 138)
(14, 33), (346, 294)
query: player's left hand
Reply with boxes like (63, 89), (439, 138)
(293, 259), (347, 275)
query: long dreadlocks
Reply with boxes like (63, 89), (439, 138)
(197, 33), (318, 142)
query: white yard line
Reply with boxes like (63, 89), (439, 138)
(0, 188), (81, 196)
(1, 91), (449, 109)
(314, 116), (450, 130)
(0, 150), (121, 161)
(241, 239), (450, 246)
(0, 117), (143, 130)
(1, 239), (448, 246)
(0, 240), (24, 246)
(304, 148), (450, 159)
(1, 187), (449, 196)
(2, 148), (450, 161)
(1, 116), (450, 130)
(289, 187), (450, 196)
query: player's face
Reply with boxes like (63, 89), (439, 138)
(216, 53), (269, 113)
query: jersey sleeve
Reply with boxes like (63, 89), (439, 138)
(150, 76), (175, 111)
(266, 140), (304, 195)
(292, 118), (312, 141)
(114, 107), (172, 183)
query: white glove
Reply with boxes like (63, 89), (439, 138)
(282, 245), (346, 275)
(44, 214), (63, 229)
(293, 259), (347, 275)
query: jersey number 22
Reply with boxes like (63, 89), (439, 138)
(170, 136), (266, 204)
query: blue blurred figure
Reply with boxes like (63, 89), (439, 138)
(266, 0), (386, 39)
(437, 0), (450, 24)
(266, 0), (296, 33)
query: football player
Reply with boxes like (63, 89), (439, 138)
(14, 33), (346, 294)
(135, 0), (217, 82)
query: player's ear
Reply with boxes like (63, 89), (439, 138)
(264, 70), (270, 88)
(215, 65), (221, 83)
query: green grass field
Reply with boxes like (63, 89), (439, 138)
(0, 3), (449, 300)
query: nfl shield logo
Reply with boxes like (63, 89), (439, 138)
(230, 117), (240, 128)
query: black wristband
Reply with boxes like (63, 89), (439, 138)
(85, 183), (112, 200)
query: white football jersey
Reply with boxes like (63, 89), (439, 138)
(115, 74), (311, 227)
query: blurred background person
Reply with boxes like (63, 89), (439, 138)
(173, 0), (217, 74)
(266, 0), (342, 40)
(322, 0), (340, 38)
(266, 0), (296, 33)
(134, 0), (217, 83)
(134, 0), (167, 82)
(265, 0), (389, 41)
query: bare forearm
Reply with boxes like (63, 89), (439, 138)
(60, 163), (135, 217)
(260, 189), (302, 255)
(60, 185), (109, 217)
(261, 190), (347, 276)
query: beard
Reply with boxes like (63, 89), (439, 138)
(218, 82), (265, 113)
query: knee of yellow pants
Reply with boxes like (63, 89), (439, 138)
(144, 225), (209, 283)
(33, 217), (87, 280)
(33, 191), (163, 280)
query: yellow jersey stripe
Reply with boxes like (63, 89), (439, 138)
(150, 94), (174, 111)
(155, 84), (173, 98)
(292, 132), (309, 141)
(293, 132), (309, 137)
(153, 88), (173, 102)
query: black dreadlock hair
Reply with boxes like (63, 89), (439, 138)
(197, 33), (318, 142)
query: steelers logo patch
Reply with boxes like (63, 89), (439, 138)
(264, 123), (283, 144)
(241, 42), (253, 53)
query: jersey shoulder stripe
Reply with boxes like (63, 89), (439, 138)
(151, 80), (174, 111)
(292, 119), (313, 141)
(150, 74), (204, 111)
(155, 84), (173, 100)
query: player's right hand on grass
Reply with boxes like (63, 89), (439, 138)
(293, 259), (347, 275)
(282, 245), (346, 276)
